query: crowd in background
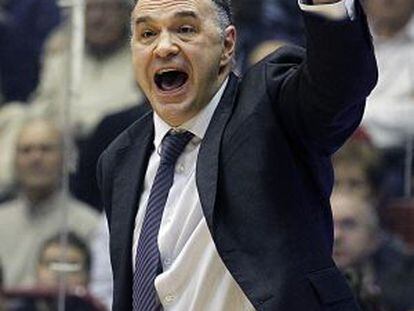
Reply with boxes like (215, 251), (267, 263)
(0, 0), (413, 310)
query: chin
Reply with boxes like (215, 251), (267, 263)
(154, 99), (196, 123)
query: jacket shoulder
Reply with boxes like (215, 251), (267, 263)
(101, 109), (153, 160)
(245, 44), (305, 76)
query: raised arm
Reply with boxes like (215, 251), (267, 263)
(268, 0), (378, 156)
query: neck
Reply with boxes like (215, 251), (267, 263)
(23, 187), (58, 206)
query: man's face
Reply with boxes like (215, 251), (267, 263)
(131, 0), (236, 126)
(37, 243), (88, 289)
(85, 0), (129, 51)
(15, 121), (63, 196)
(331, 192), (379, 270)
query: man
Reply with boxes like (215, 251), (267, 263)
(36, 231), (91, 290)
(0, 0), (60, 198)
(97, 0), (377, 310)
(360, 0), (414, 197)
(332, 193), (381, 272)
(332, 192), (414, 311)
(0, 118), (99, 288)
(33, 0), (142, 137)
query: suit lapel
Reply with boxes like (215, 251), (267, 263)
(197, 73), (239, 230)
(112, 130), (154, 252)
(110, 115), (154, 308)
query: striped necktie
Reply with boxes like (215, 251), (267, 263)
(133, 130), (194, 311)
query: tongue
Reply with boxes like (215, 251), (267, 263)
(160, 72), (187, 91)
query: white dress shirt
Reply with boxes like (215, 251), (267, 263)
(132, 1), (354, 310)
(133, 79), (255, 310)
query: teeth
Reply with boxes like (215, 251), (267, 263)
(157, 69), (177, 75)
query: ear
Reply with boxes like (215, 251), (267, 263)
(220, 25), (237, 68)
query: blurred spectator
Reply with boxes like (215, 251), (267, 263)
(32, 0), (142, 138)
(36, 231), (91, 290)
(0, 0), (60, 103)
(362, 0), (414, 143)
(332, 191), (414, 311)
(0, 118), (99, 288)
(89, 215), (112, 310)
(0, 103), (27, 198)
(332, 134), (383, 201)
(361, 0), (414, 196)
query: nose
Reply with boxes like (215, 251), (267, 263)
(27, 149), (46, 164)
(154, 32), (179, 59)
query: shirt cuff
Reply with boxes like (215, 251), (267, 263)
(298, 0), (355, 21)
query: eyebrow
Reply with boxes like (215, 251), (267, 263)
(134, 16), (154, 26)
(174, 10), (198, 20)
(134, 10), (198, 26)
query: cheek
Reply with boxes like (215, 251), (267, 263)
(47, 156), (63, 173)
(16, 159), (30, 174)
(132, 51), (150, 87)
(348, 232), (369, 251)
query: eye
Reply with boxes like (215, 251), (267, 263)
(142, 29), (156, 39)
(178, 25), (196, 35)
(18, 146), (31, 154)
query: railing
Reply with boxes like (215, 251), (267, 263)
(56, 1), (85, 311)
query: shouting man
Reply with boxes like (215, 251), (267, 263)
(98, 0), (378, 310)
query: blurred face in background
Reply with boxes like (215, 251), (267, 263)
(364, 0), (414, 36)
(37, 243), (89, 289)
(331, 192), (380, 270)
(333, 161), (372, 199)
(85, 0), (130, 54)
(15, 120), (63, 202)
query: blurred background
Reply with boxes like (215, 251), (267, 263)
(0, 0), (413, 310)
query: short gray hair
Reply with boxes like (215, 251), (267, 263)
(211, 0), (233, 29)
(133, 0), (233, 34)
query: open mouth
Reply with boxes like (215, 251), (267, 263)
(154, 69), (189, 92)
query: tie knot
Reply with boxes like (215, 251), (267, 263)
(160, 130), (194, 165)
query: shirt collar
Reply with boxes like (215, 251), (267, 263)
(153, 77), (229, 150)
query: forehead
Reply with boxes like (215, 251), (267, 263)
(17, 121), (60, 146)
(133, 0), (215, 18)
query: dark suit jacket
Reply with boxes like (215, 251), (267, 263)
(97, 5), (378, 311)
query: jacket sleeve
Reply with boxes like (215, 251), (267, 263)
(267, 0), (378, 156)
